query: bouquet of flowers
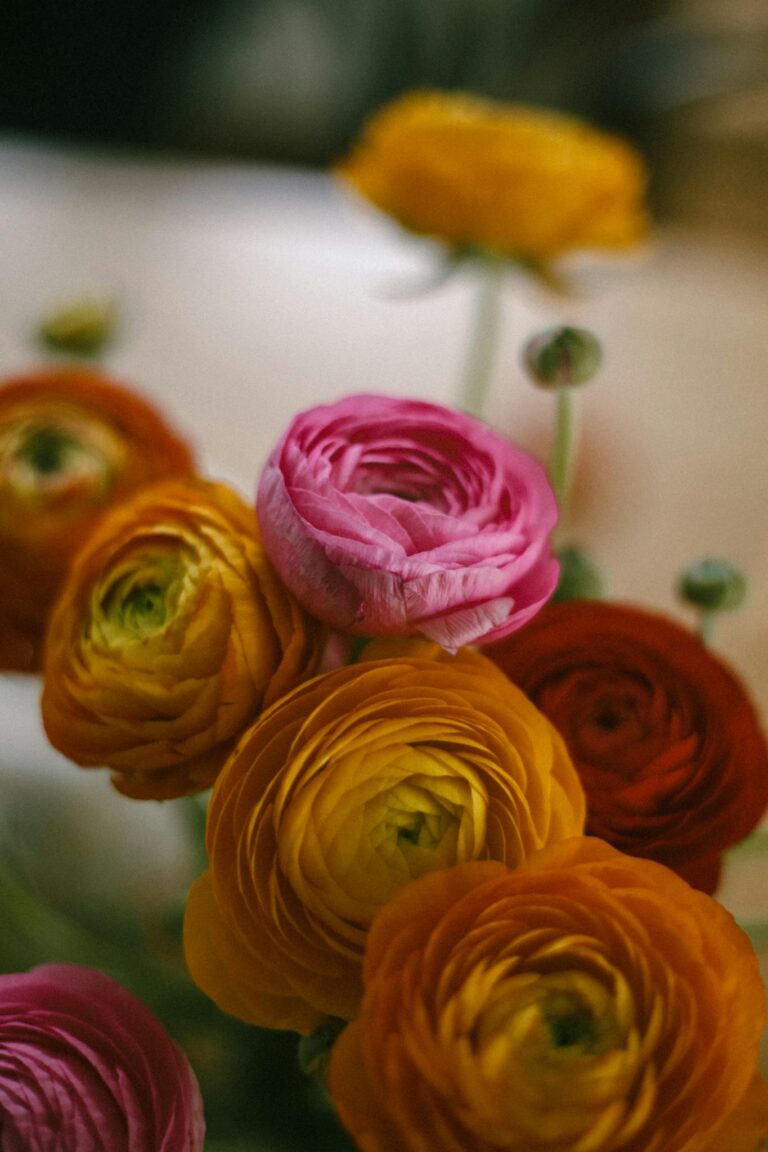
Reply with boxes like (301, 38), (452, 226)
(1, 90), (767, 1152)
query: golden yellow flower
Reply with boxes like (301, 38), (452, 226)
(183, 644), (585, 1033)
(41, 477), (322, 799)
(329, 838), (766, 1152)
(338, 90), (648, 264)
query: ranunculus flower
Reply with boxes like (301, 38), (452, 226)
(337, 90), (648, 266)
(42, 477), (322, 799)
(183, 645), (585, 1033)
(703, 1075), (768, 1152)
(0, 365), (194, 671)
(256, 394), (559, 650)
(487, 601), (768, 893)
(329, 838), (765, 1152)
(0, 963), (204, 1151)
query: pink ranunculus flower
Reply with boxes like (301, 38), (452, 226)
(257, 394), (559, 649)
(0, 964), (205, 1152)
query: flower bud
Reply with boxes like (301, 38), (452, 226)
(552, 546), (603, 601)
(39, 299), (116, 355)
(523, 326), (602, 388)
(677, 558), (746, 613)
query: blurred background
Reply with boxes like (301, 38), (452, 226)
(0, 0), (767, 231)
(1, 4), (768, 1149)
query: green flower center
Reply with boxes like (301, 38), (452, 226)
(21, 427), (80, 475)
(1, 416), (121, 507)
(542, 994), (600, 1052)
(97, 544), (195, 644)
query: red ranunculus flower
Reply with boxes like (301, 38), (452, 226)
(488, 601), (768, 892)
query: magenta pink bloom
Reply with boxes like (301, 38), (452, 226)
(257, 394), (559, 649)
(0, 964), (205, 1152)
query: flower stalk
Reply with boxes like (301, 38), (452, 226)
(460, 251), (505, 419)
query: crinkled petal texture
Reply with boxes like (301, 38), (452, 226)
(337, 90), (648, 263)
(0, 365), (194, 670)
(256, 394), (559, 650)
(329, 838), (765, 1152)
(0, 964), (204, 1152)
(488, 601), (768, 893)
(42, 477), (322, 799)
(183, 645), (585, 1033)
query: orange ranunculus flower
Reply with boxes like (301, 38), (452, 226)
(0, 365), (194, 670)
(183, 646), (585, 1033)
(41, 477), (322, 799)
(329, 837), (766, 1152)
(337, 90), (648, 265)
(703, 1075), (768, 1152)
(487, 601), (768, 893)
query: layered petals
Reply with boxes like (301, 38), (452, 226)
(329, 838), (765, 1152)
(488, 601), (768, 891)
(42, 477), (322, 798)
(0, 964), (204, 1152)
(257, 394), (559, 649)
(183, 646), (585, 1032)
(337, 90), (649, 263)
(0, 365), (194, 669)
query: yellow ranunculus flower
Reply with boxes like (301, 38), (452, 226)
(338, 90), (648, 265)
(41, 477), (322, 799)
(183, 645), (585, 1033)
(329, 839), (766, 1152)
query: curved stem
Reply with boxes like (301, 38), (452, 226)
(459, 253), (505, 419)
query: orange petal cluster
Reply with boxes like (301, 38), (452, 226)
(0, 365), (194, 670)
(338, 90), (648, 264)
(488, 601), (768, 892)
(329, 838), (766, 1152)
(42, 477), (321, 799)
(183, 645), (585, 1032)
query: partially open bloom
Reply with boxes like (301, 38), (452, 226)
(42, 477), (321, 799)
(0, 963), (205, 1151)
(183, 647), (584, 1032)
(487, 601), (768, 892)
(338, 90), (648, 265)
(0, 365), (194, 670)
(257, 394), (559, 650)
(329, 838), (765, 1152)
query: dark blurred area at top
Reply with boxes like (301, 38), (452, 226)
(1, 0), (767, 227)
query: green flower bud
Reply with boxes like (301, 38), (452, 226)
(553, 546), (604, 602)
(677, 558), (746, 614)
(523, 326), (602, 389)
(39, 299), (116, 356)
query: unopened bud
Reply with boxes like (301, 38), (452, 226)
(39, 299), (116, 356)
(523, 326), (602, 389)
(553, 546), (604, 602)
(677, 558), (746, 614)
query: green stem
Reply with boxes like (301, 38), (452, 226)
(460, 253), (505, 419)
(551, 386), (573, 513)
(698, 610), (715, 646)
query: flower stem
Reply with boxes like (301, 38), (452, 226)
(460, 252), (505, 419)
(551, 385), (573, 512)
(698, 610), (715, 646)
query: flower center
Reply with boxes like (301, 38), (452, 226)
(94, 541), (199, 645)
(22, 427), (78, 474)
(0, 408), (126, 518)
(542, 993), (601, 1052)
